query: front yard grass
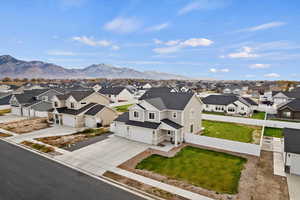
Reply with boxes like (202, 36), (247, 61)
(251, 112), (265, 120)
(264, 127), (283, 138)
(136, 146), (247, 194)
(202, 120), (260, 143)
(114, 104), (133, 112)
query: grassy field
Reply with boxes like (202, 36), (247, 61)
(114, 104), (133, 112)
(264, 127), (283, 138)
(136, 146), (247, 194)
(251, 112), (266, 120)
(202, 120), (256, 143)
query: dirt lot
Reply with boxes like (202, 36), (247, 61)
(253, 151), (289, 200)
(36, 128), (109, 148)
(103, 171), (188, 200)
(119, 145), (290, 200)
(0, 118), (50, 134)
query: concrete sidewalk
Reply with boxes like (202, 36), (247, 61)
(272, 138), (286, 177)
(111, 168), (213, 200)
(287, 174), (300, 200)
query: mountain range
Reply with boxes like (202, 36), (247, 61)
(0, 55), (188, 80)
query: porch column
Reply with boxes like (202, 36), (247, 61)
(174, 130), (178, 147)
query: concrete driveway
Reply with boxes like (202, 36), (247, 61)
(56, 136), (149, 175)
(0, 114), (26, 124)
(9, 126), (78, 143)
(287, 174), (300, 200)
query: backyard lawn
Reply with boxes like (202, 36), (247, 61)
(264, 127), (283, 138)
(114, 104), (133, 112)
(136, 146), (247, 194)
(251, 112), (266, 120)
(202, 120), (259, 143)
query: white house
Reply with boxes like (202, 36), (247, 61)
(52, 91), (117, 128)
(99, 87), (134, 103)
(284, 128), (300, 175)
(202, 94), (257, 117)
(111, 91), (203, 146)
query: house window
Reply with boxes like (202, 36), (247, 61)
(190, 124), (194, 133)
(283, 111), (291, 118)
(241, 107), (244, 111)
(173, 112), (177, 119)
(54, 102), (58, 107)
(133, 111), (139, 118)
(81, 102), (87, 105)
(228, 107), (235, 112)
(70, 102), (75, 108)
(149, 112), (155, 120)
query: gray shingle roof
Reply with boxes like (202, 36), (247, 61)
(115, 112), (161, 129)
(85, 104), (105, 116)
(278, 99), (300, 111)
(99, 87), (128, 95)
(202, 95), (238, 106)
(284, 128), (300, 154)
(0, 95), (12, 105)
(56, 103), (96, 115)
(242, 97), (258, 106)
(31, 101), (53, 111)
(161, 119), (183, 129)
(141, 91), (194, 110)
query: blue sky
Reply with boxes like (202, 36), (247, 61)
(1, 0), (300, 80)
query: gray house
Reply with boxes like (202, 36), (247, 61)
(111, 91), (203, 146)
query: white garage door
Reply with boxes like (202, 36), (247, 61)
(85, 117), (96, 128)
(11, 107), (21, 116)
(291, 154), (300, 175)
(23, 108), (30, 117)
(128, 126), (153, 144)
(62, 115), (76, 127)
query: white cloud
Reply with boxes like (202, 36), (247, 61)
(72, 36), (111, 47)
(153, 38), (213, 54)
(249, 64), (270, 69)
(209, 68), (229, 73)
(146, 23), (169, 32)
(47, 50), (76, 56)
(264, 73), (280, 78)
(227, 47), (259, 58)
(240, 21), (286, 32)
(178, 0), (226, 15)
(181, 38), (213, 47)
(111, 45), (120, 51)
(104, 17), (141, 33)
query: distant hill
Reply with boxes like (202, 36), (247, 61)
(0, 55), (188, 80)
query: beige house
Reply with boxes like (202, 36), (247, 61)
(111, 92), (203, 146)
(51, 91), (117, 128)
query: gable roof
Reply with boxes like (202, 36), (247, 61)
(161, 119), (183, 129)
(284, 128), (300, 154)
(139, 87), (173, 99)
(99, 87), (128, 95)
(202, 95), (239, 106)
(278, 99), (300, 111)
(55, 103), (97, 115)
(273, 91), (300, 99)
(242, 97), (258, 106)
(0, 94), (12, 105)
(85, 104), (105, 116)
(140, 90), (194, 111)
(30, 101), (53, 111)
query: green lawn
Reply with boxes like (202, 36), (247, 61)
(251, 112), (266, 120)
(264, 127), (283, 138)
(114, 104), (133, 112)
(136, 146), (247, 194)
(202, 120), (255, 143)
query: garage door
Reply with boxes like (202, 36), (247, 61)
(62, 115), (76, 127)
(128, 126), (153, 144)
(291, 154), (300, 175)
(85, 117), (96, 128)
(23, 108), (30, 117)
(11, 107), (21, 116)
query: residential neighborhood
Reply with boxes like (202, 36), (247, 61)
(1, 1), (300, 200)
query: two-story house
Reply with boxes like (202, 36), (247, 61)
(111, 92), (203, 146)
(10, 89), (63, 117)
(51, 91), (117, 128)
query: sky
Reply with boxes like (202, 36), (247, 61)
(0, 0), (300, 80)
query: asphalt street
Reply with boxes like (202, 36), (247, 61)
(0, 140), (145, 200)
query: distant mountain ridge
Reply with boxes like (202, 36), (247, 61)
(0, 55), (188, 80)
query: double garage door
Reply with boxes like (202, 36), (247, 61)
(62, 115), (76, 127)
